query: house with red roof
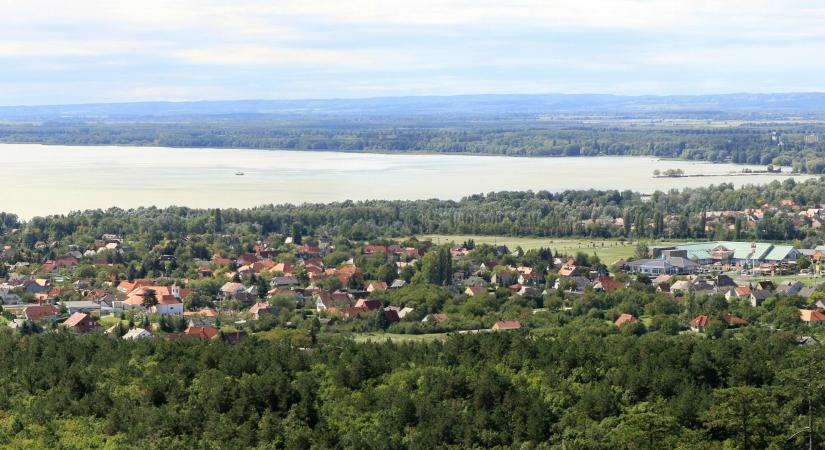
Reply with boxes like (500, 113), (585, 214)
(595, 277), (624, 292)
(24, 305), (60, 322)
(800, 309), (825, 326)
(183, 325), (220, 340)
(249, 302), (276, 320)
(689, 314), (710, 333)
(492, 320), (521, 331)
(354, 298), (383, 311)
(614, 313), (639, 327)
(62, 312), (100, 334)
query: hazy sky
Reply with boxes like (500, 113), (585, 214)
(2, 0), (825, 104)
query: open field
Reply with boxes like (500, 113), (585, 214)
(421, 234), (678, 264)
(732, 274), (825, 288)
(351, 332), (449, 343)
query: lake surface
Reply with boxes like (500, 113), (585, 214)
(0, 143), (814, 218)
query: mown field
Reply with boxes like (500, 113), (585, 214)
(420, 234), (675, 264)
(351, 332), (450, 343)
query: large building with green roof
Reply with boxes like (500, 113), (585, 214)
(653, 241), (800, 266)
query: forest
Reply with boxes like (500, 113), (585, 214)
(1, 325), (824, 449)
(1, 116), (825, 172)
(6, 177), (825, 251)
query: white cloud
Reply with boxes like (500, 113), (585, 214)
(2, 0), (825, 102)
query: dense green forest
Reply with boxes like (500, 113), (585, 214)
(1, 327), (823, 449)
(2, 117), (825, 172)
(7, 177), (825, 251)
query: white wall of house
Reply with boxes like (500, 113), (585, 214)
(153, 303), (183, 315)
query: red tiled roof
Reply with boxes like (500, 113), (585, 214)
(614, 313), (639, 327)
(25, 305), (60, 322)
(492, 320), (521, 330)
(63, 312), (92, 328)
(689, 314), (709, 328)
(184, 326), (220, 340)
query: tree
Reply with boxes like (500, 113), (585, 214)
(634, 242), (650, 260)
(141, 288), (158, 309)
(702, 386), (778, 450)
(212, 208), (223, 233)
(291, 223), (302, 245)
(611, 406), (682, 450)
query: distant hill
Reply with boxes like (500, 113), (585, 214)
(2, 93), (825, 120)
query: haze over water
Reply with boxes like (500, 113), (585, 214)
(1, 143), (813, 219)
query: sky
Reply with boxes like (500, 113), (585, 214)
(2, 0), (825, 105)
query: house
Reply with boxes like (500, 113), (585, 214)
(62, 312), (100, 334)
(755, 280), (776, 292)
(492, 320), (521, 331)
(382, 308), (401, 323)
(422, 313), (448, 323)
(183, 325), (220, 340)
(23, 305), (60, 322)
(249, 302), (276, 320)
(61, 300), (102, 316)
(614, 313), (639, 327)
(720, 315), (748, 328)
(689, 314), (710, 333)
(776, 281), (805, 296)
(750, 290), (772, 307)
(122, 328), (152, 340)
(385, 306), (415, 319)
(389, 279), (407, 289)
(669, 280), (693, 294)
(796, 336), (820, 346)
(713, 274), (738, 289)
(364, 245), (387, 255)
(558, 261), (577, 277)
(725, 286), (752, 302)
(340, 306), (370, 318)
(354, 298), (383, 311)
(271, 276), (299, 287)
(800, 309), (825, 326)
(517, 272), (540, 286)
(152, 295), (184, 316)
(491, 270), (516, 286)
(625, 257), (698, 275)
(594, 277), (624, 292)
(220, 282), (257, 305)
(517, 286), (540, 297)
(465, 286), (487, 297)
(315, 291), (353, 312)
(366, 281), (388, 293)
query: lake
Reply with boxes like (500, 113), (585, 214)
(0, 143), (814, 218)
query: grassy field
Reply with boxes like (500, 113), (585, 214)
(734, 275), (825, 287)
(351, 332), (449, 343)
(421, 235), (676, 264)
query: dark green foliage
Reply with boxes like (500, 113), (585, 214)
(0, 329), (817, 448)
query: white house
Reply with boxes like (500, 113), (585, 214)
(151, 295), (184, 316)
(122, 328), (152, 340)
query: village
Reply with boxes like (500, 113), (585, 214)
(3, 212), (825, 344)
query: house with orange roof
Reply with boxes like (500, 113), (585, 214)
(800, 309), (825, 326)
(614, 313), (639, 327)
(689, 314), (710, 332)
(492, 320), (521, 331)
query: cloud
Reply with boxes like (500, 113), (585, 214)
(1, 0), (825, 103)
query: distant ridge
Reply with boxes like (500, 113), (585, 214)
(2, 93), (825, 120)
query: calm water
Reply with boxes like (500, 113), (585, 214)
(0, 143), (814, 218)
